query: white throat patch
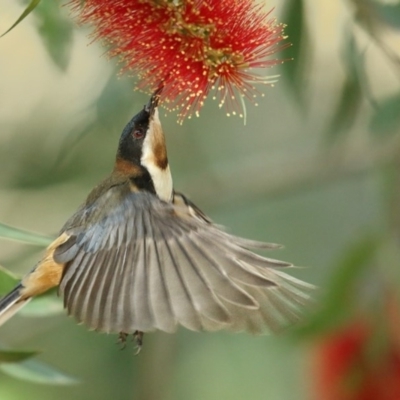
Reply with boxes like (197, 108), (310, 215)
(140, 109), (173, 202)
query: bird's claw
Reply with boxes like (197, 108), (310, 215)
(117, 332), (128, 350)
(133, 330), (143, 355)
(117, 331), (143, 354)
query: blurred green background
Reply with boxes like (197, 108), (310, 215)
(0, 0), (400, 399)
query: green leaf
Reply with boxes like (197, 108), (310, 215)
(326, 78), (363, 139)
(326, 29), (364, 139)
(295, 234), (381, 337)
(374, 1), (400, 30)
(20, 293), (63, 317)
(280, 0), (311, 107)
(0, 0), (41, 38)
(0, 349), (39, 363)
(370, 92), (400, 135)
(0, 359), (78, 385)
(0, 266), (20, 295)
(34, 1), (74, 71)
(350, 0), (379, 35)
(350, 0), (400, 67)
(0, 222), (53, 246)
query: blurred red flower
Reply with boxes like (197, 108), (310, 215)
(69, 0), (286, 122)
(313, 321), (400, 400)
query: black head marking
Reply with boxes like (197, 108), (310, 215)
(116, 89), (162, 165)
(117, 109), (150, 164)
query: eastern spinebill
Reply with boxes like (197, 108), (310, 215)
(0, 89), (313, 351)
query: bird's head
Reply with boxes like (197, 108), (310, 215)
(115, 88), (173, 202)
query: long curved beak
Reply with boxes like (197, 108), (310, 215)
(145, 86), (163, 116)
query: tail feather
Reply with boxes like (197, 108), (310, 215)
(0, 284), (31, 326)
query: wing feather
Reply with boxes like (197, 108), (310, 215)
(194, 232), (276, 287)
(74, 250), (106, 326)
(60, 250), (85, 306)
(56, 187), (313, 335)
(101, 246), (124, 332)
(88, 245), (116, 330)
(146, 213), (176, 333)
(54, 236), (79, 263)
(109, 228), (128, 331)
(119, 225), (136, 332)
(172, 237), (230, 324)
(62, 251), (96, 317)
(158, 228), (202, 331)
(184, 234), (259, 308)
(131, 213), (154, 331)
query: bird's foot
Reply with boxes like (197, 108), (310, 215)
(133, 330), (144, 355)
(117, 332), (128, 350)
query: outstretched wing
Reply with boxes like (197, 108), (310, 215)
(54, 184), (314, 334)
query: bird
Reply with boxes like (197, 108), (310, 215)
(0, 88), (314, 352)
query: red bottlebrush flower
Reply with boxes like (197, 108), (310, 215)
(313, 321), (400, 400)
(69, 0), (287, 122)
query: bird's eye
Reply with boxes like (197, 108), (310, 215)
(132, 128), (145, 139)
